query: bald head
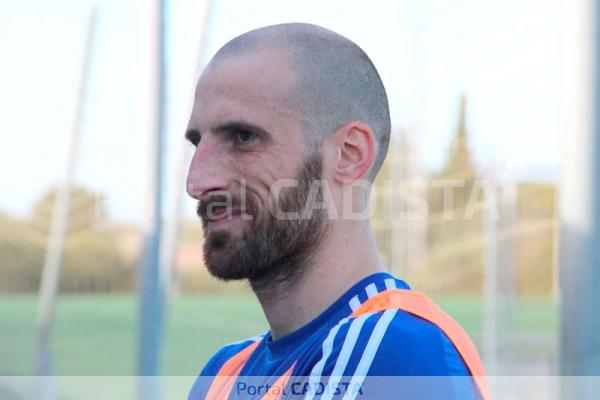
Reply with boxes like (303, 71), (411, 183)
(209, 23), (391, 181)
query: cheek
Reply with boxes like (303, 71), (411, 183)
(227, 153), (271, 209)
(264, 149), (301, 184)
(238, 151), (300, 209)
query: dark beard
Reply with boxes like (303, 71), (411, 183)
(201, 152), (328, 295)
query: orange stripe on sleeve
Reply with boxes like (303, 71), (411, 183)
(205, 339), (261, 400)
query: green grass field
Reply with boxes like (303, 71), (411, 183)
(0, 294), (557, 376)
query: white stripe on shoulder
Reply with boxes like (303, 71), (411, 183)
(342, 309), (399, 400)
(384, 278), (396, 290)
(305, 317), (351, 400)
(348, 295), (361, 312)
(320, 313), (375, 400)
(365, 283), (378, 299)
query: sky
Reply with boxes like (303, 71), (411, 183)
(0, 0), (563, 222)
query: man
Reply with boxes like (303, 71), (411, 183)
(186, 23), (487, 399)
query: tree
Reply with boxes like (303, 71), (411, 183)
(0, 186), (135, 293)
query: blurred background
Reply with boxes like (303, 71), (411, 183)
(1, 0), (598, 396)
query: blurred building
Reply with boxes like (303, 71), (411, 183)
(372, 96), (557, 296)
(422, 96), (484, 293)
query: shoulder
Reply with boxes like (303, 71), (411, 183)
(187, 335), (263, 400)
(341, 285), (477, 377)
(369, 309), (469, 375)
(199, 335), (264, 376)
(308, 311), (478, 399)
(371, 310), (481, 399)
(313, 309), (469, 376)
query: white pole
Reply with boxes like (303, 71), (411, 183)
(560, 0), (600, 396)
(498, 172), (516, 372)
(137, 0), (166, 385)
(483, 171), (499, 375)
(390, 135), (406, 277)
(35, 6), (97, 376)
(161, 0), (212, 299)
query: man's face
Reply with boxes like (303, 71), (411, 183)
(186, 47), (328, 286)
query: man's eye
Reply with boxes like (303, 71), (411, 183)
(235, 130), (256, 143)
(186, 130), (201, 147)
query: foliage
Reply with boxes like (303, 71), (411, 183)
(0, 186), (136, 293)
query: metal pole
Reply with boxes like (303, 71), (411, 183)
(137, 0), (166, 383)
(483, 172), (499, 375)
(161, 0), (212, 299)
(390, 135), (406, 277)
(498, 175), (516, 373)
(560, 0), (600, 397)
(35, 6), (97, 377)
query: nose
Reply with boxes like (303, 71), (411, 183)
(186, 138), (231, 200)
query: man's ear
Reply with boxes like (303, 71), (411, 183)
(331, 121), (376, 184)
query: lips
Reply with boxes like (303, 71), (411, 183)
(196, 193), (254, 229)
(204, 208), (243, 231)
(207, 206), (227, 221)
(208, 207), (241, 222)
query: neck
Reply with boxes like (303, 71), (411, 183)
(252, 219), (386, 340)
